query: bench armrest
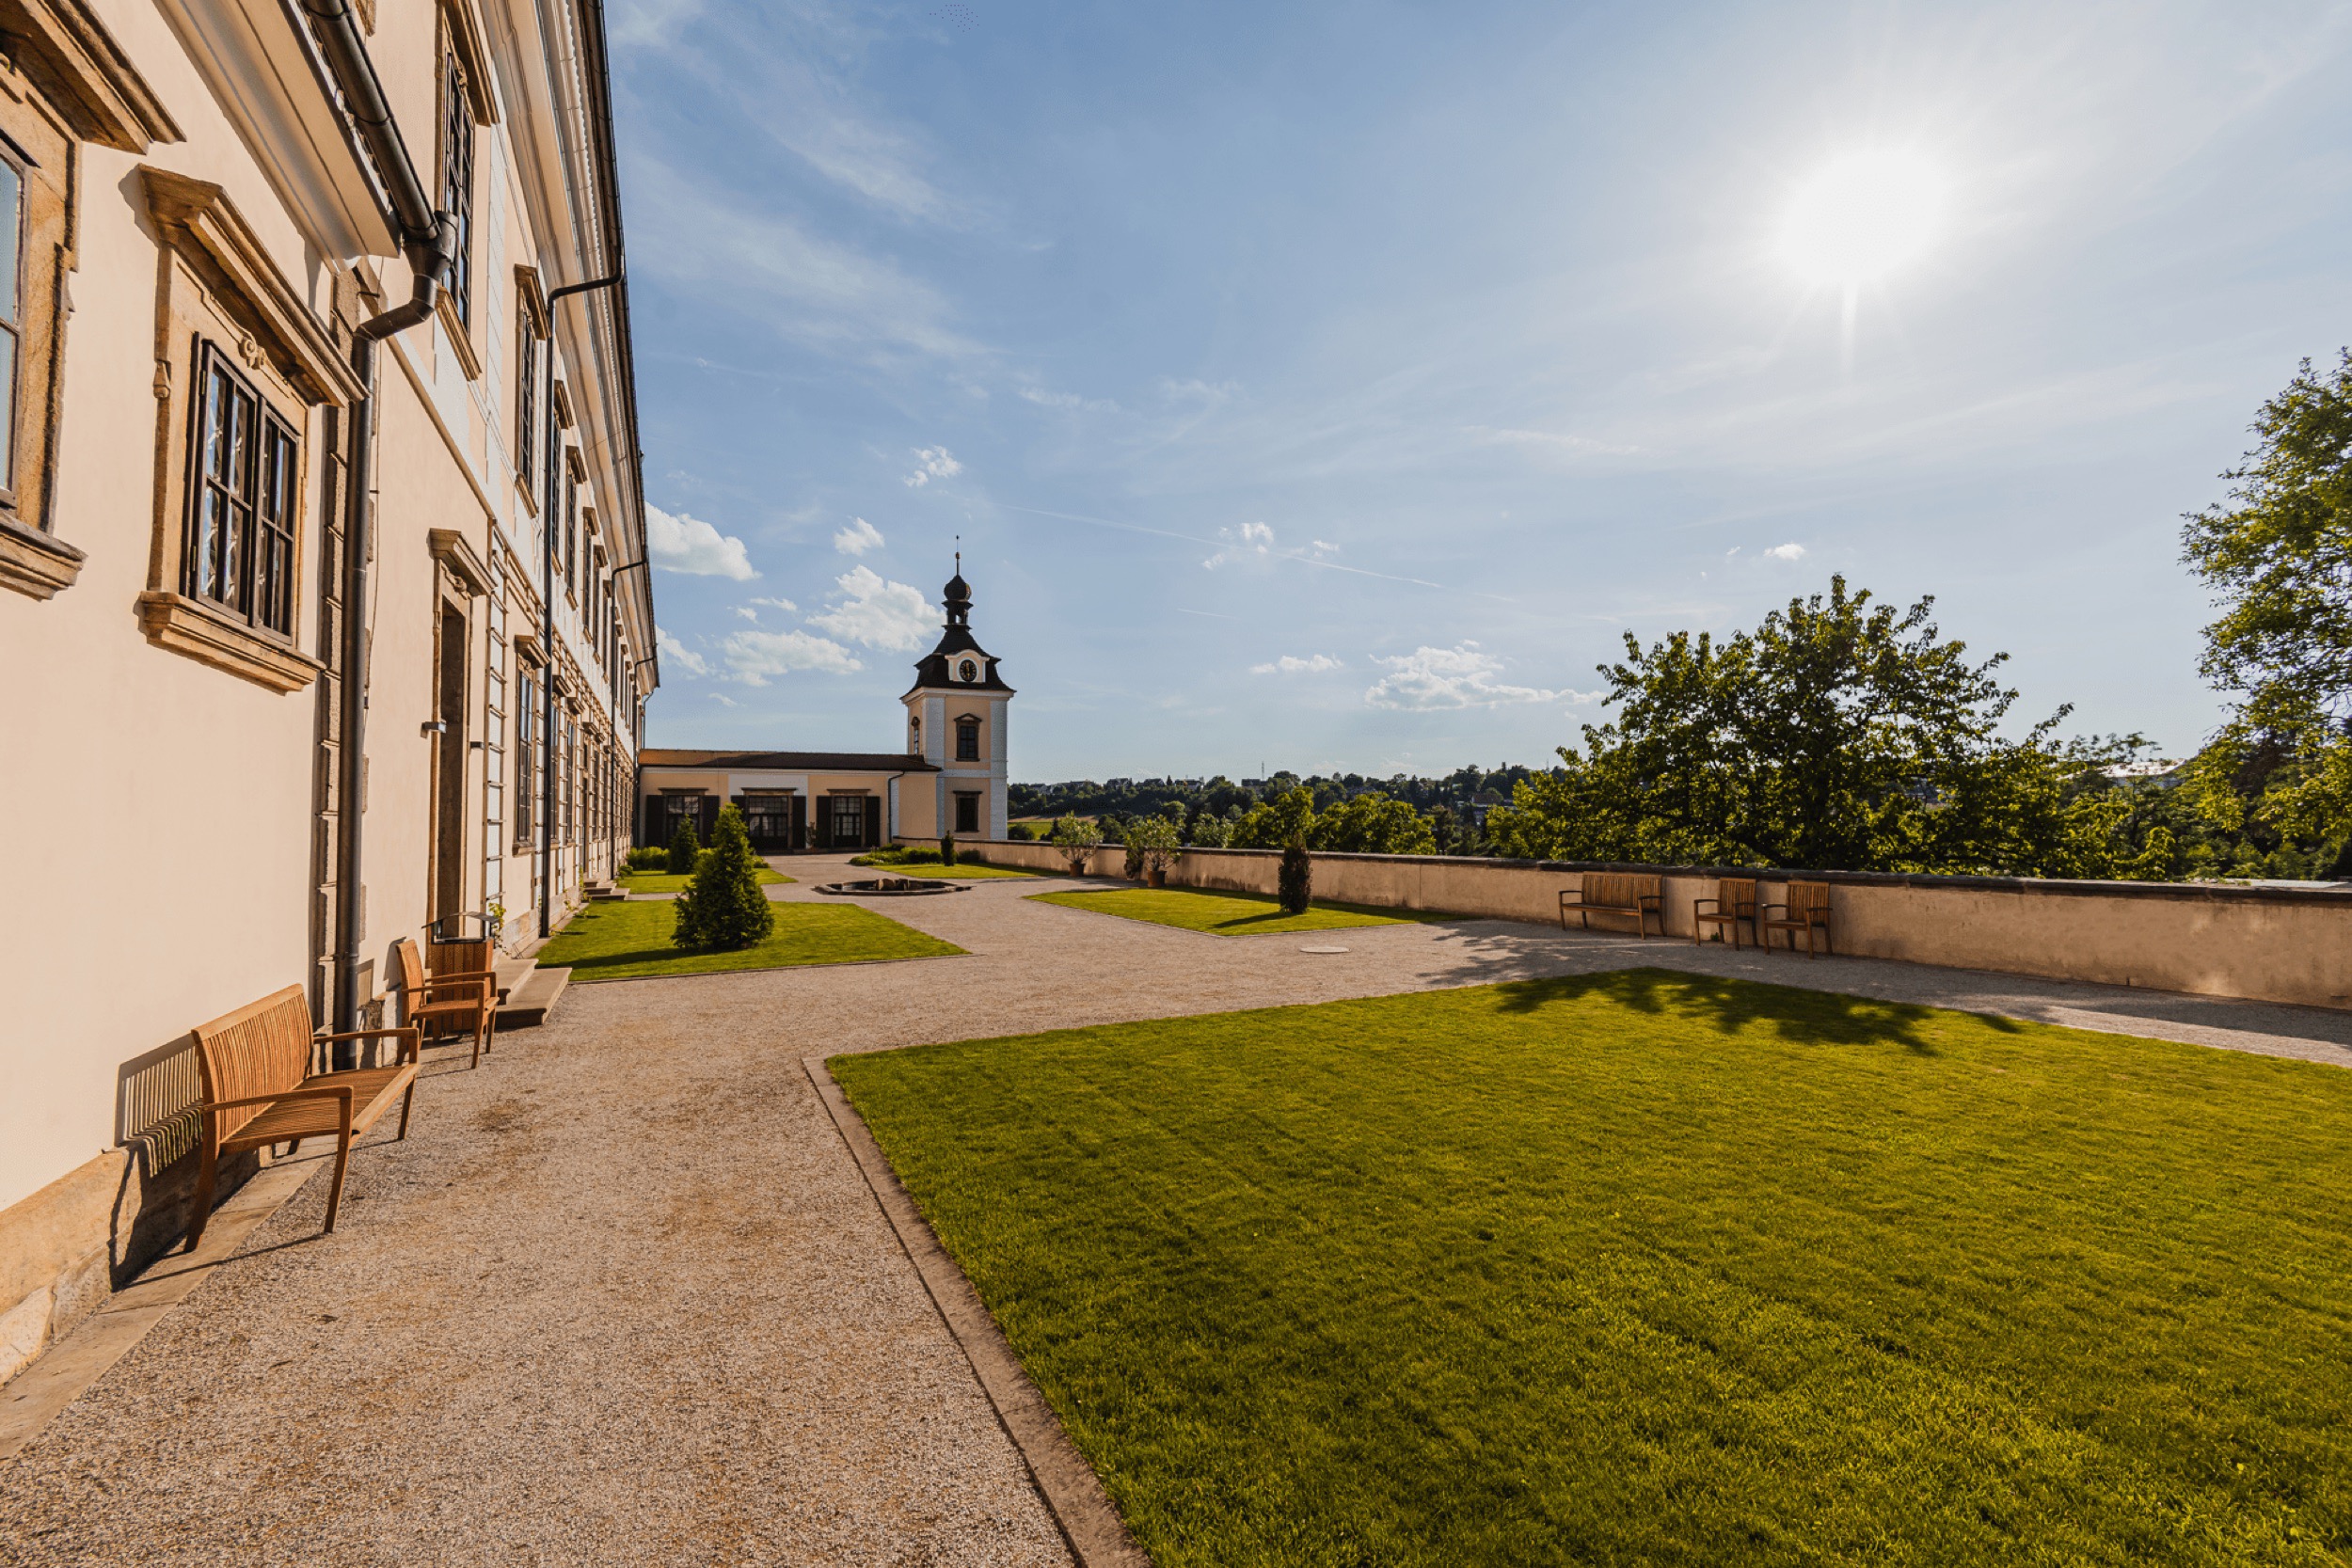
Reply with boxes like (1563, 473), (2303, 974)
(1638, 895), (1661, 910)
(418, 976), (495, 999)
(1558, 889), (1584, 905)
(315, 1025), (422, 1064)
(1692, 897), (1721, 913)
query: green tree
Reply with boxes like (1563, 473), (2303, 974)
(1127, 815), (1183, 879)
(1231, 786), (1316, 849)
(1311, 792), (1438, 855)
(666, 813), (702, 877)
(2181, 350), (2352, 856)
(1487, 578), (2133, 876)
(1278, 834), (1312, 913)
(940, 832), (959, 867)
(673, 804), (774, 951)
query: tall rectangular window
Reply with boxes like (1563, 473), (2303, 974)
(956, 716), (981, 762)
(563, 466), (577, 589)
(440, 53), (473, 325)
(514, 298), (537, 487)
(0, 150), (21, 499)
(185, 341), (297, 637)
(515, 668), (537, 843)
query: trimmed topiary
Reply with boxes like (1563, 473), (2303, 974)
(1279, 833), (1311, 914)
(941, 832), (959, 867)
(673, 804), (774, 951)
(667, 816), (702, 879)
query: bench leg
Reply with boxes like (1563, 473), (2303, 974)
(469, 1012), (484, 1069)
(323, 1131), (353, 1233)
(398, 1077), (417, 1141)
(185, 1148), (217, 1254)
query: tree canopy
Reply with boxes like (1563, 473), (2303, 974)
(2180, 350), (2352, 854)
(1487, 578), (2134, 877)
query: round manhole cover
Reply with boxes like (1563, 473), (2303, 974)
(1298, 944), (1350, 955)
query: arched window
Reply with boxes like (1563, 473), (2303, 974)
(955, 715), (980, 762)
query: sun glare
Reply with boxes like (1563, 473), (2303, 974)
(1779, 151), (1944, 286)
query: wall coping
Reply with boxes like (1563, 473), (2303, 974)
(982, 841), (2352, 907)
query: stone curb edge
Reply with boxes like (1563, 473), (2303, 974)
(802, 1056), (1152, 1568)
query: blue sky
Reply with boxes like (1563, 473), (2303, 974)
(612, 0), (2352, 780)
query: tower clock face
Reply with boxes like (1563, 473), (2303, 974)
(958, 659), (977, 682)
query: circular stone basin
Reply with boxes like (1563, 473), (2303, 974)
(818, 877), (968, 896)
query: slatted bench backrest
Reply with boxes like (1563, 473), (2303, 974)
(1786, 880), (1831, 917)
(191, 985), (315, 1146)
(428, 937), (492, 981)
(1717, 878), (1758, 910)
(1584, 873), (1661, 909)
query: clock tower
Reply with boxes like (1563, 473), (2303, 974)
(899, 559), (1013, 841)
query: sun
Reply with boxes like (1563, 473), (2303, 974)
(1779, 150), (1945, 286)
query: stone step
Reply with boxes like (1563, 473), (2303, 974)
(496, 965), (571, 1030)
(491, 956), (533, 1006)
(587, 885), (628, 901)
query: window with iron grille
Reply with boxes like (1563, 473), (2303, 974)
(184, 341), (298, 638)
(440, 53), (473, 325)
(515, 669), (537, 843)
(514, 294), (537, 487)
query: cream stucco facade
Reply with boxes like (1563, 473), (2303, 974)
(0, 0), (652, 1386)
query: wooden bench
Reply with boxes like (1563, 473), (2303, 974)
(401, 936), (498, 1068)
(1692, 878), (1759, 948)
(1559, 872), (1663, 937)
(187, 986), (421, 1251)
(1762, 880), (1834, 957)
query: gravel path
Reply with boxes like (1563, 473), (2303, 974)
(5, 856), (2344, 1566)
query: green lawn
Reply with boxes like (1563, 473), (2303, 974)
(1029, 886), (1442, 935)
(903, 863), (1043, 880)
(618, 865), (791, 895)
(832, 972), (2352, 1568)
(542, 896), (961, 981)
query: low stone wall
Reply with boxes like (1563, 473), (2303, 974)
(968, 840), (2352, 1011)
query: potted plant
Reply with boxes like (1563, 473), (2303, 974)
(1049, 814), (1103, 877)
(1129, 815), (1182, 887)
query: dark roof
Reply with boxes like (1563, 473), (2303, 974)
(639, 750), (937, 773)
(905, 562), (1014, 696)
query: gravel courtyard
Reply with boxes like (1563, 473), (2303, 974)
(4, 856), (2345, 1566)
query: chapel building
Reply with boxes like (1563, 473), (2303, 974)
(635, 565), (1012, 851)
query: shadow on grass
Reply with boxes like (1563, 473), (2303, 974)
(1490, 968), (1955, 1053)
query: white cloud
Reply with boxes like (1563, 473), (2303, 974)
(733, 606), (758, 622)
(807, 564), (938, 651)
(1563, 688), (1608, 705)
(1310, 540), (1340, 556)
(709, 692), (739, 707)
(1365, 643), (1561, 710)
(1251, 654), (1345, 675)
(1472, 426), (1640, 458)
(903, 447), (962, 487)
(751, 595), (798, 613)
(646, 503), (757, 580)
(1763, 542), (1807, 562)
(1203, 521), (1277, 569)
(834, 517), (885, 554)
(721, 628), (862, 686)
(656, 626), (709, 677)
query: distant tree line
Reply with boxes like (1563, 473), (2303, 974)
(1009, 767), (1536, 857)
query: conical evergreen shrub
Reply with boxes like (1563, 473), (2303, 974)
(667, 815), (702, 877)
(674, 804), (775, 950)
(1279, 833), (1312, 914)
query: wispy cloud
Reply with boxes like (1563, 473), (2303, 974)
(750, 594), (798, 613)
(834, 517), (885, 554)
(1365, 643), (1560, 710)
(903, 447), (962, 487)
(646, 503), (756, 580)
(1252, 654), (1344, 675)
(722, 628), (862, 685)
(807, 564), (939, 650)
(625, 154), (977, 362)
(657, 626), (709, 676)
(1202, 521), (1275, 570)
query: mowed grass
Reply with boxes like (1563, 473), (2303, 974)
(542, 895), (961, 981)
(903, 863), (1043, 880)
(618, 865), (791, 895)
(1030, 885), (1443, 935)
(831, 972), (2352, 1568)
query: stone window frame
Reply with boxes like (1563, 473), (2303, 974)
(0, 0), (180, 600)
(135, 167), (362, 693)
(955, 713), (981, 762)
(512, 267), (544, 501)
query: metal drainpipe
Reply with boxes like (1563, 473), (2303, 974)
(537, 273), (627, 940)
(310, 0), (452, 1037)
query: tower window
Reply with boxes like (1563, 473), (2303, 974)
(955, 792), (980, 835)
(955, 716), (980, 762)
